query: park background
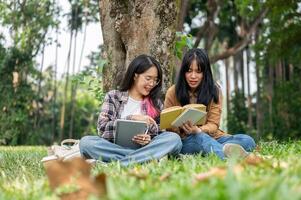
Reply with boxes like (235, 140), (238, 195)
(1, 1), (301, 200)
(0, 0), (301, 145)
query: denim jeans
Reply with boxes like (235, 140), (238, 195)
(79, 131), (182, 166)
(181, 132), (256, 160)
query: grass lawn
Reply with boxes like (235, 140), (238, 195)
(1, 141), (301, 200)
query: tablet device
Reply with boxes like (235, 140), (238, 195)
(115, 119), (148, 149)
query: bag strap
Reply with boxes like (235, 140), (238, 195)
(61, 139), (79, 146)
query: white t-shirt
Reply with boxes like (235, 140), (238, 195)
(120, 96), (143, 119)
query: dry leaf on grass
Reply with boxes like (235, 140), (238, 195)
(44, 157), (106, 200)
(195, 167), (227, 182)
(272, 160), (289, 169)
(195, 165), (244, 182)
(127, 168), (149, 179)
(254, 145), (261, 153)
(159, 173), (172, 181)
(244, 153), (264, 166)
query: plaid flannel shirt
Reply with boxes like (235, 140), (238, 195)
(97, 90), (163, 142)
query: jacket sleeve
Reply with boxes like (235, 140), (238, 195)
(200, 88), (223, 137)
(164, 86), (177, 109)
(97, 92), (118, 140)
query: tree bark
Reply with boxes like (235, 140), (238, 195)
(177, 0), (189, 31)
(255, 31), (263, 139)
(99, 0), (181, 93)
(233, 54), (239, 93)
(60, 30), (73, 141)
(240, 50), (245, 96)
(69, 29), (78, 139)
(246, 47), (253, 129)
(52, 26), (59, 143)
(224, 58), (230, 124)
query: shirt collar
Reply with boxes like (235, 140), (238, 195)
(120, 90), (129, 102)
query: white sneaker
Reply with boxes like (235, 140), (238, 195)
(85, 159), (97, 164)
(223, 143), (249, 159)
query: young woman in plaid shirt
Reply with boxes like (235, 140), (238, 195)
(79, 55), (182, 166)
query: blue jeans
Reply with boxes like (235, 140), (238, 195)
(181, 132), (256, 160)
(79, 132), (182, 166)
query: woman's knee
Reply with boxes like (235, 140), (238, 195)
(193, 132), (213, 143)
(79, 135), (99, 153)
(160, 132), (182, 148)
(235, 134), (256, 151)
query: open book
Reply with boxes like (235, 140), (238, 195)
(160, 104), (207, 129)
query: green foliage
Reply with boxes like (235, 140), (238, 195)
(0, 1), (58, 145)
(258, 0), (301, 65)
(227, 91), (249, 134)
(266, 77), (301, 140)
(0, 1), (101, 145)
(1, 142), (301, 199)
(0, 47), (37, 145)
(174, 32), (194, 59)
(73, 46), (106, 106)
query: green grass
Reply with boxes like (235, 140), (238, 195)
(1, 141), (301, 200)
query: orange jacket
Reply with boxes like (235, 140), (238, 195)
(164, 85), (228, 139)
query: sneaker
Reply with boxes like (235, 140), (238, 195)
(85, 159), (97, 165)
(85, 159), (108, 167)
(223, 143), (249, 159)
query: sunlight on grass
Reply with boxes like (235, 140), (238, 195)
(1, 142), (301, 199)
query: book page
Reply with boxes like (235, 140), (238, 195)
(171, 108), (207, 128)
(183, 104), (206, 111)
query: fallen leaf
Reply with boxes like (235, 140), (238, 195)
(272, 160), (289, 169)
(194, 164), (245, 183)
(44, 157), (106, 200)
(195, 167), (227, 182)
(159, 173), (171, 181)
(255, 145), (261, 153)
(244, 153), (264, 166)
(127, 168), (149, 179)
(232, 164), (244, 175)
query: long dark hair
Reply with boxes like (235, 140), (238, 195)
(175, 48), (219, 106)
(120, 54), (163, 112)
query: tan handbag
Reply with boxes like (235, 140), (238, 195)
(41, 139), (81, 163)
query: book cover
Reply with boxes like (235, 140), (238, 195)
(160, 104), (206, 129)
(115, 119), (148, 149)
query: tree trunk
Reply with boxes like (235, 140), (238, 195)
(233, 54), (239, 93)
(267, 61), (274, 131)
(34, 43), (45, 129)
(69, 29), (78, 139)
(240, 50), (245, 96)
(99, 0), (181, 93)
(246, 47), (253, 129)
(60, 31), (73, 141)
(224, 58), (230, 128)
(52, 26), (59, 143)
(255, 32), (263, 139)
(177, 0), (189, 31)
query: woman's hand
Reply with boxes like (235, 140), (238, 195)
(180, 120), (202, 135)
(132, 134), (151, 146)
(130, 115), (157, 126)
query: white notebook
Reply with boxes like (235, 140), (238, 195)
(171, 108), (207, 127)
